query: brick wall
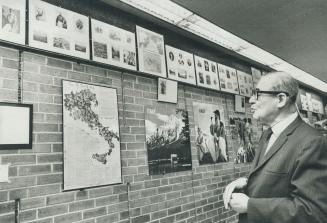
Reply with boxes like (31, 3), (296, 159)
(0, 45), (259, 223)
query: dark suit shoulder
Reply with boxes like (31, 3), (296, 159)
(294, 120), (324, 139)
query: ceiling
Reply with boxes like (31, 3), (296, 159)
(172, 0), (327, 84)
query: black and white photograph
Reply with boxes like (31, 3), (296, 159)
(194, 55), (220, 90)
(237, 70), (253, 97)
(218, 63), (239, 94)
(29, 0), (90, 59)
(158, 78), (177, 103)
(193, 102), (228, 164)
(93, 41), (108, 59)
(137, 26), (166, 77)
(91, 18), (136, 70)
(145, 106), (192, 175)
(0, 0), (25, 44)
(165, 45), (196, 85)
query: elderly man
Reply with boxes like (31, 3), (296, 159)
(223, 72), (327, 223)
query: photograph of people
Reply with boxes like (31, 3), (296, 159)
(193, 103), (229, 165)
(223, 72), (327, 223)
(210, 110), (228, 162)
(2, 6), (20, 33)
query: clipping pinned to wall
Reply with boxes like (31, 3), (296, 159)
(158, 78), (178, 104)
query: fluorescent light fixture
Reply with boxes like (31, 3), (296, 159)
(119, 0), (192, 24)
(117, 0), (327, 93)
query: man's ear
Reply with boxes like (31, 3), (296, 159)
(277, 93), (287, 108)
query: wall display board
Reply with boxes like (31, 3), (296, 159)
(145, 106), (192, 175)
(251, 67), (262, 88)
(91, 18), (136, 70)
(63, 80), (121, 190)
(217, 63), (239, 94)
(136, 26), (166, 77)
(229, 115), (255, 163)
(193, 102), (228, 164)
(158, 78), (178, 103)
(29, 0), (90, 59)
(194, 55), (220, 90)
(237, 70), (253, 97)
(0, 0), (25, 44)
(165, 45), (196, 85)
(299, 94), (309, 111)
(311, 98), (323, 114)
(0, 102), (33, 149)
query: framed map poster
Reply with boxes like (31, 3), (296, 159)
(237, 70), (253, 97)
(193, 102), (228, 165)
(91, 18), (136, 70)
(29, 0), (90, 59)
(0, 0), (25, 44)
(145, 106), (192, 175)
(251, 67), (262, 88)
(136, 26), (166, 77)
(165, 45), (196, 85)
(217, 63), (239, 94)
(194, 55), (220, 90)
(63, 80), (121, 190)
(158, 78), (178, 104)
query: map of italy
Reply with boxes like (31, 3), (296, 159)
(64, 88), (119, 164)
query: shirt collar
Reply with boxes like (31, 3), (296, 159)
(270, 112), (298, 136)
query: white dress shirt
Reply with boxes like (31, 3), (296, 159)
(265, 112), (298, 155)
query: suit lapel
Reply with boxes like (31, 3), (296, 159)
(248, 117), (302, 178)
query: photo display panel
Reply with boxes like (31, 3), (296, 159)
(0, 0), (26, 44)
(165, 45), (196, 85)
(237, 70), (253, 97)
(91, 18), (136, 70)
(136, 26), (166, 77)
(217, 63), (239, 94)
(194, 55), (220, 90)
(29, 0), (90, 59)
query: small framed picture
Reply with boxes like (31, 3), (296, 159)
(158, 78), (177, 103)
(0, 102), (33, 149)
(235, 95), (246, 113)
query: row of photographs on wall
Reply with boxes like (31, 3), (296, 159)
(0, 79), (258, 190)
(0, 0), (262, 97)
(299, 92), (324, 114)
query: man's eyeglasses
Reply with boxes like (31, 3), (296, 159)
(252, 88), (289, 100)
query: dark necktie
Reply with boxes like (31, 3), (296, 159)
(258, 127), (273, 163)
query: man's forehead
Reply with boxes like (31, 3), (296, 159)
(257, 76), (275, 90)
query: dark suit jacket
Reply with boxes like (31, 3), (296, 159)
(239, 117), (327, 223)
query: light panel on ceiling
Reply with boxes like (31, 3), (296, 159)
(117, 0), (327, 93)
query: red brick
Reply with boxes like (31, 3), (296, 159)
(28, 184), (61, 197)
(21, 197), (45, 210)
(69, 200), (94, 212)
(37, 154), (62, 163)
(47, 58), (72, 70)
(38, 204), (68, 218)
(37, 173), (62, 185)
(1, 155), (36, 165)
(20, 209), (37, 222)
(54, 212), (82, 223)
(46, 192), (74, 205)
(83, 207), (107, 219)
(19, 165), (51, 176)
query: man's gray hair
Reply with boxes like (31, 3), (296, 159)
(263, 71), (299, 103)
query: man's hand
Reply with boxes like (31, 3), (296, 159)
(223, 177), (247, 209)
(229, 193), (249, 213)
